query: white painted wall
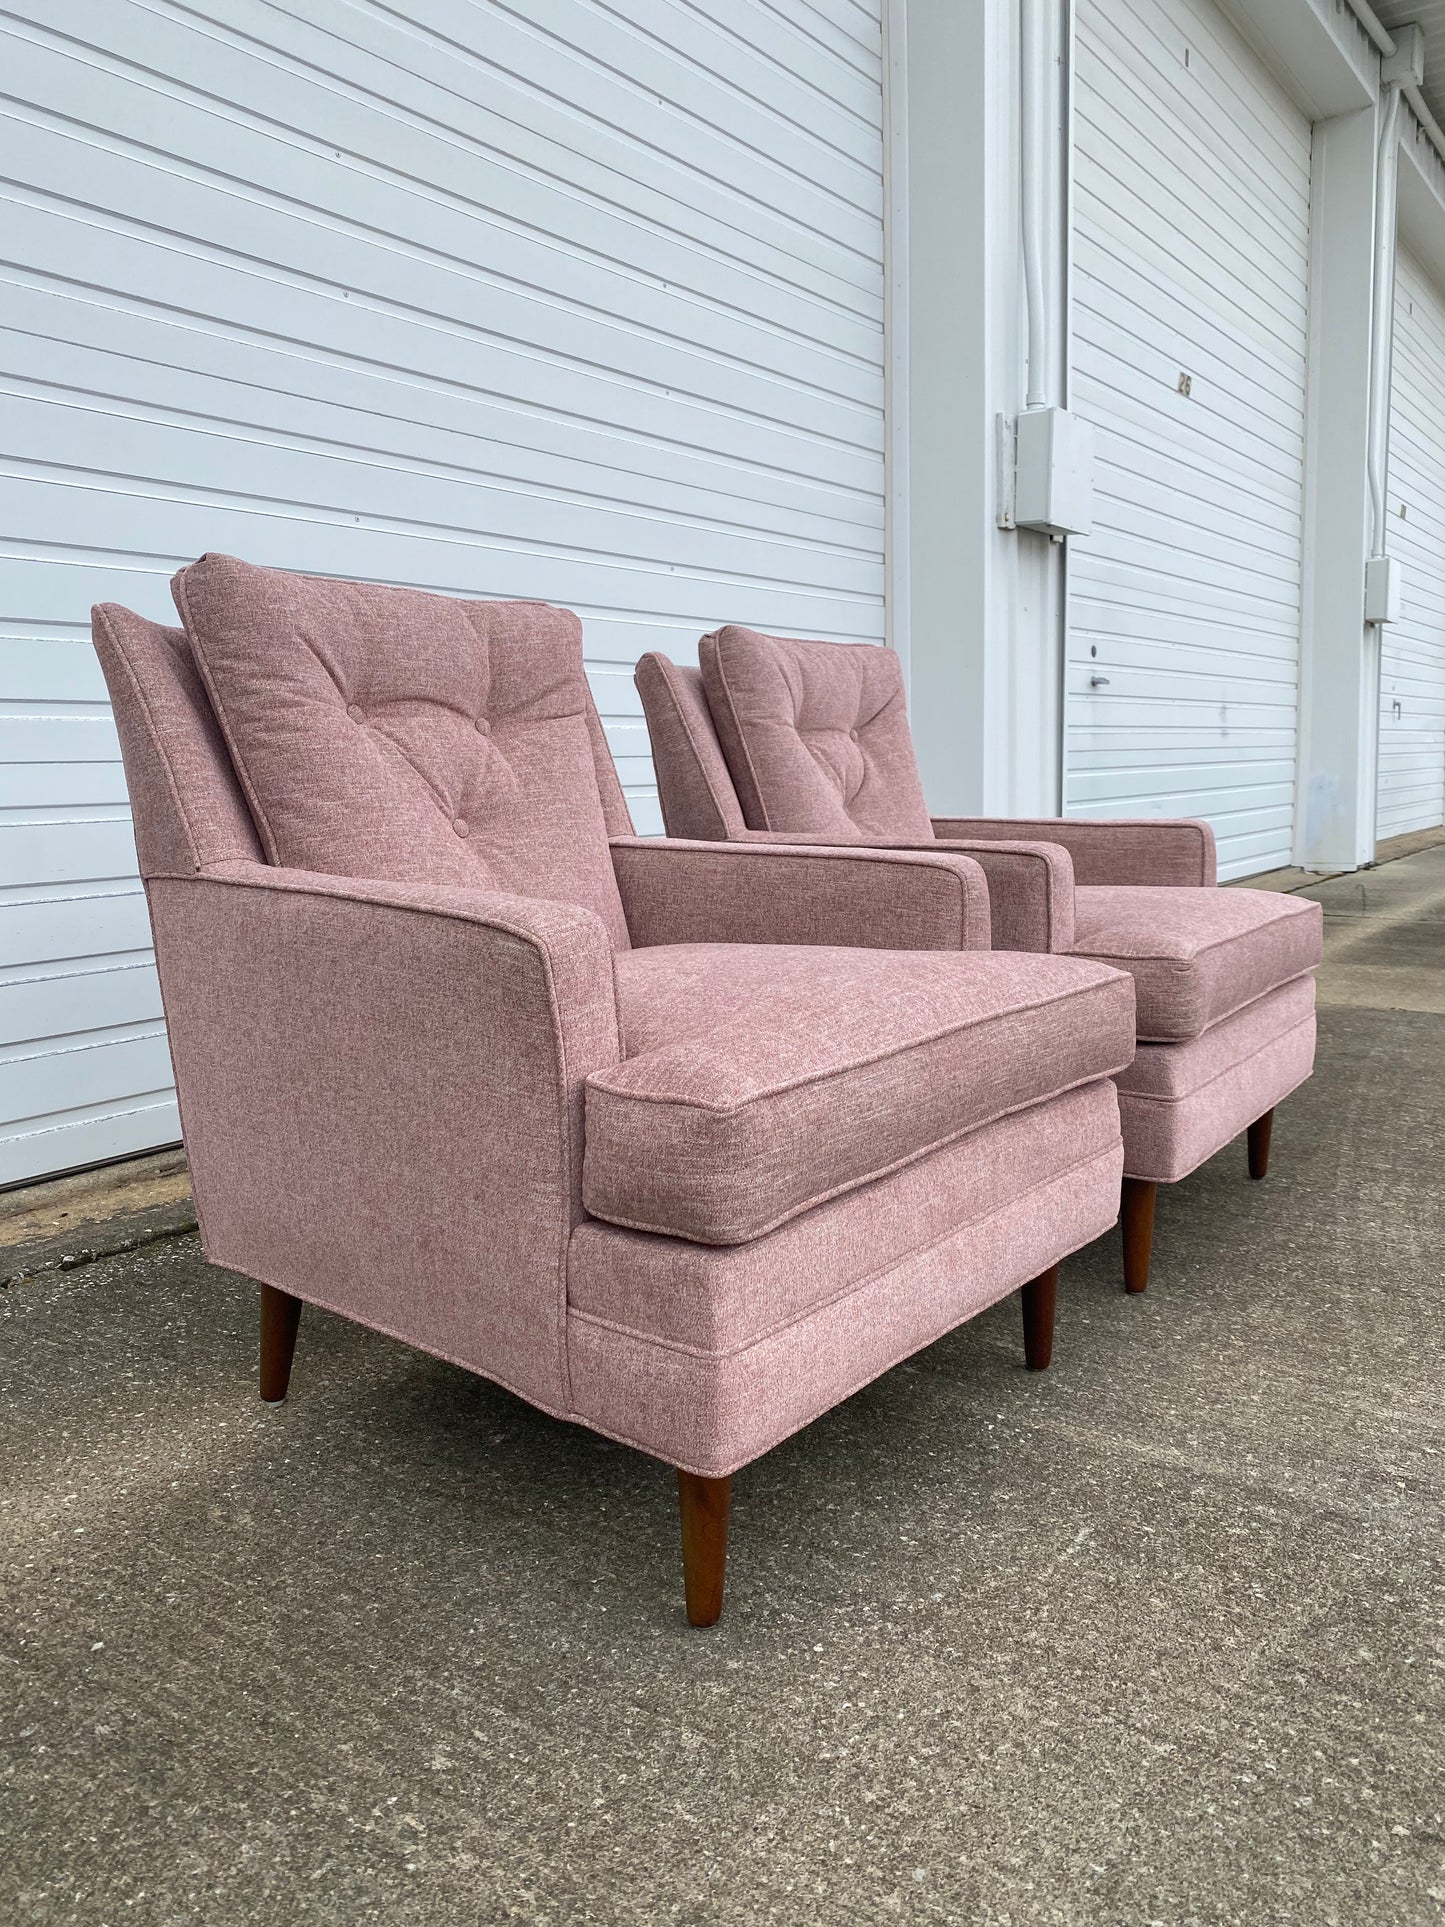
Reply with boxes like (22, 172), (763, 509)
(1379, 247), (1445, 834)
(902, 0), (1068, 821)
(0, 0), (886, 1185)
(1066, 0), (1313, 878)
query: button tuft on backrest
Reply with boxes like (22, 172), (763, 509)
(700, 624), (934, 840)
(169, 554), (633, 947)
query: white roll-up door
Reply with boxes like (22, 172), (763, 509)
(1067, 0), (1312, 878)
(1378, 248), (1445, 840)
(0, 0), (886, 1186)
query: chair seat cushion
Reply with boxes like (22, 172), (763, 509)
(1070, 886), (1322, 1042)
(584, 945), (1135, 1244)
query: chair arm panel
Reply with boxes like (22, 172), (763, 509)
(608, 837), (991, 952)
(931, 817), (1216, 888)
(630, 829), (1071, 953)
(149, 863), (621, 1415)
(933, 840), (1075, 953)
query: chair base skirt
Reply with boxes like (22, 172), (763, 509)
(566, 1085), (1124, 1481)
(1117, 978), (1315, 1186)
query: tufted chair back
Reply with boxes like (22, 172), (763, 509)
(93, 555), (635, 947)
(695, 626), (933, 840)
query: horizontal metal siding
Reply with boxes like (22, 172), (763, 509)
(0, 0), (886, 1185)
(1379, 249), (1445, 839)
(1067, 0), (1311, 878)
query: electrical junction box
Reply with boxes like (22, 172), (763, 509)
(1364, 554), (1402, 625)
(1382, 23), (1425, 87)
(1013, 407), (1096, 538)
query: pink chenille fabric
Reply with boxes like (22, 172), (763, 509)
(633, 653), (748, 841)
(635, 639), (1313, 1042)
(172, 554), (632, 948)
(931, 818), (1217, 888)
(633, 652), (1076, 953)
(1116, 978), (1317, 1182)
(610, 835), (992, 952)
(1071, 887), (1322, 1042)
(568, 1086), (1125, 1476)
(93, 564), (1141, 1476)
(90, 605), (263, 877)
(571, 1079), (1120, 1351)
(588, 947), (1134, 1242)
(699, 625), (936, 837)
(149, 864), (621, 1415)
(635, 631), (1318, 1199)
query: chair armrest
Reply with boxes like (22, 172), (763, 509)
(608, 837), (991, 951)
(636, 827), (1071, 953)
(932, 840), (1075, 952)
(930, 817), (1216, 888)
(149, 862), (621, 1415)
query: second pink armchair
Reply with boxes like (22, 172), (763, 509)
(636, 626), (1323, 1294)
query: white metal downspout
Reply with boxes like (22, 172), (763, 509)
(1020, 0), (1050, 408)
(1367, 79), (1403, 564)
(1019, 0), (1077, 809)
(1018, 0), (1076, 807)
(1057, 0), (1075, 813)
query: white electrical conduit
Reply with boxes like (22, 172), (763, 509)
(1020, 0), (1050, 408)
(1344, 0), (1445, 171)
(1345, 0), (1396, 56)
(1367, 79), (1403, 559)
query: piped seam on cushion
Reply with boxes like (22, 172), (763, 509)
(1072, 895), (1320, 966)
(590, 974), (1132, 1115)
(1117, 1009), (1316, 1105)
(1132, 965), (1317, 1044)
(568, 1141), (1126, 1477)
(583, 1057), (1132, 1245)
(570, 1137), (1124, 1361)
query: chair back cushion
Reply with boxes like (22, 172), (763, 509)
(699, 626), (934, 838)
(172, 555), (631, 947)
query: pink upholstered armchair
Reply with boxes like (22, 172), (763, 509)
(635, 627), (1323, 1296)
(93, 556), (1137, 1625)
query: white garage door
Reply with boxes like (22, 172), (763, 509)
(1378, 248), (1445, 840)
(0, 0), (887, 1186)
(1067, 0), (1312, 878)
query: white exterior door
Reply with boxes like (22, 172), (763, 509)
(1067, 0), (1312, 878)
(0, 0), (887, 1185)
(1378, 248), (1445, 841)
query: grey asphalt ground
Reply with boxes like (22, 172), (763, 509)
(3, 845), (1442, 1925)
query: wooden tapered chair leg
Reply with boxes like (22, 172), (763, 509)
(259, 1283), (302, 1403)
(1247, 1107), (1274, 1180)
(677, 1470), (731, 1627)
(1121, 1177), (1157, 1294)
(1020, 1264), (1058, 1370)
